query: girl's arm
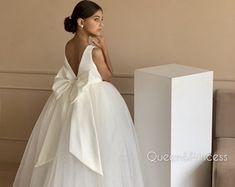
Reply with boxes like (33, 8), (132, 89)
(91, 36), (113, 75)
(101, 44), (113, 75)
(92, 47), (112, 82)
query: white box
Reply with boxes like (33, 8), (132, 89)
(134, 64), (213, 187)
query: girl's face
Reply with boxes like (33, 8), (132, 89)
(83, 10), (104, 36)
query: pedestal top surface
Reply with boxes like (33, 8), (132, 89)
(135, 64), (212, 78)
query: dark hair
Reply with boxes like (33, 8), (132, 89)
(64, 0), (102, 33)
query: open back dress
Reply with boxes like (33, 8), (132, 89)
(13, 44), (145, 187)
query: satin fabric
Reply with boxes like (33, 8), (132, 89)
(35, 46), (104, 175)
(13, 44), (145, 187)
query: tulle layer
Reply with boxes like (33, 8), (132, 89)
(13, 81), (145, 187)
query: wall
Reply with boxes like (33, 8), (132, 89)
(0, 0), (235, 163)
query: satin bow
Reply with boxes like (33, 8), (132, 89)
(52, 71), (90, 103)
(34, 67), (104, 176)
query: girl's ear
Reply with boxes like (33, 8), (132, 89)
(77, 18), (84, 28)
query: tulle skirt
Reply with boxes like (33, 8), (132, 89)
(13, 81), (145, 187)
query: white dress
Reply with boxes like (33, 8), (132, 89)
(13, 44), (145, 187)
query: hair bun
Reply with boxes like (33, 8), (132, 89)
(64, 16), (77, 33)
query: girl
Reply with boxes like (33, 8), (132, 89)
(13, 1), (145, 186)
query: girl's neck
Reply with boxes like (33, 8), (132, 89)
(73, 31), (90, 45)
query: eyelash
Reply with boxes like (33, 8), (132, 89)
(95, 18), (103, 22)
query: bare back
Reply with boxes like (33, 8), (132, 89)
(65, 40), (89, 77)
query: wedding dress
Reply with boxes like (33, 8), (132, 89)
(13, 44), (145, 187)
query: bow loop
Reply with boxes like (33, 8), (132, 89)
(52, 71), (90, 103)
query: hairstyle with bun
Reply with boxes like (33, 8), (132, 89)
(64, 0), (102, 33)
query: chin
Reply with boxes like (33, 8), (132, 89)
(96, 31), (102, 36)
(93, 30), (102, 36)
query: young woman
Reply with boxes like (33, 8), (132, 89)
(13, 1), (145, 186)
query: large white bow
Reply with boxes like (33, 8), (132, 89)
(34, 68), (104, 176)
(52, 71), (90, 103)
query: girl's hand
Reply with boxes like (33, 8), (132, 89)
(90, 35), (106, 50)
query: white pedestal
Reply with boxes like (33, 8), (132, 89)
(134, 64), (213, 187)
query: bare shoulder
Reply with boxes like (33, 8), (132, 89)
(65, 40), (73, 56)
(92, 47), (105, 64)
(65, 39), (72, 48)
(91, 46), (112, 81)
